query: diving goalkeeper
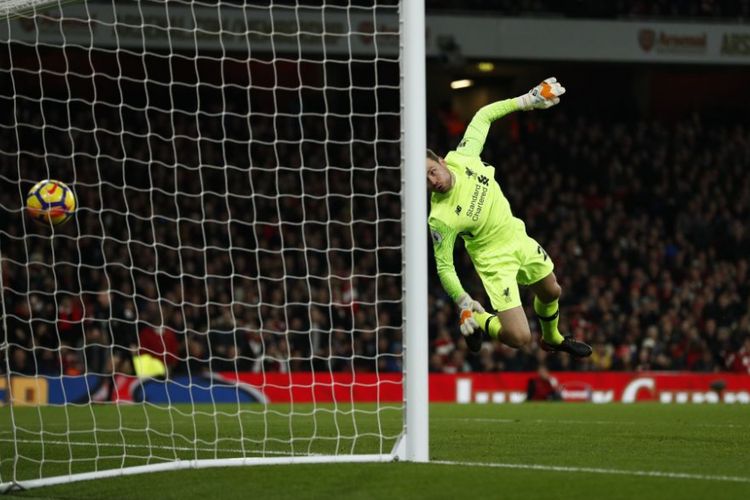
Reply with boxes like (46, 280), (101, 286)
(427, 77), (591, 357)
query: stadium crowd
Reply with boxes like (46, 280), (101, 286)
(229, 0), (750, 21)
(2, 99), (749, 377)
(0, 56), (405, 379)
(0, 46), (749, 378)
(160, 0), (750, 21)
(425, 0), (750, 20)
(427, 109), (750, 374)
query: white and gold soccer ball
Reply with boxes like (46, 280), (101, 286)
(26, 179), (77, 226)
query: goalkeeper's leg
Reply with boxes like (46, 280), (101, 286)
(473, 306), (532, 349)
(469, 272), (532, 350)
(529, 272), (592, 358)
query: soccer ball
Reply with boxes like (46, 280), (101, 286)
(26, 179), (77, 226)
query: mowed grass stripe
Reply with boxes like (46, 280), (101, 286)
(1, 403), (749, 499)
(0, 403), (402, 482)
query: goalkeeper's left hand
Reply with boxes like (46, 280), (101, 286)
(456, 294), (485, 336)
(516, 77), (566, 111)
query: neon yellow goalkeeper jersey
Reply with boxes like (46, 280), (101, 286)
(428, 98), (527, 301)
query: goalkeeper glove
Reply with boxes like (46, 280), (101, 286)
(516, 77), (566, 111)
(456, 294), (485, 336)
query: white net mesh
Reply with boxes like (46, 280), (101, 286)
(0, 0), (404, 486)
(0, 1), (61, 19)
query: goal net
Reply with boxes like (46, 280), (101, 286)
(0, 0), (427, 490)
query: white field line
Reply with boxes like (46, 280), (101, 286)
(433, 460), (750, 484)
(2, 440), (746, 484)
(438, 417), (748, 428)
(0, 438), (313, 457)
(2, 436), (748, 484)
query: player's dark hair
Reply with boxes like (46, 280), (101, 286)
(426, 149), (441, 162)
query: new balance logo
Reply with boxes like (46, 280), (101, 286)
(431, 229), (443, 245)
(455, 205), (462, 216)
(537, 245), (549, 262)
(477, 175), (489, 186)
(465, 167), (475, 178)
(503, 287), (511, 303)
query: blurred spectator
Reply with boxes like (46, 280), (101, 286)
(590, 338), (613, 371)
(692, 350), (719, 372)
(91, 291), (137, 376)
(429, 352), (445, 373)
(438, 101), (466, 142)
(9, 348), (34, 376)
(83, 324), (111, 376)
(444, 350), (471, 374)
(138, 325), (180, 375)
(726, 338), (750, 374)
(57, 295), (83, 347)
(526, 366), (561, 401)
(433, 329), (456, 368)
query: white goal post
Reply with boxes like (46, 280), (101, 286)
(0, 0), (427, 491)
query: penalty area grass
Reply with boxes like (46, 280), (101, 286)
(2, 403), (749, 500)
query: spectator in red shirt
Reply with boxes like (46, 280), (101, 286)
(526, 366), (562, 401)
(57, 295), (83, 346)
(138, 325), (180, 373)
(725, 338), (750, 374)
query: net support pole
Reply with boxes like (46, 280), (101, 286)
(401, 0), (429, 462)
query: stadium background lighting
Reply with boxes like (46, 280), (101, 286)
(450, 79), (474, 89)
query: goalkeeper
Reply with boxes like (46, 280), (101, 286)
(427, 77), (591, 357)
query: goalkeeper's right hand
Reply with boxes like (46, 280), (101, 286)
(516, 77), (566, 111)
(456, 294), (485, 336)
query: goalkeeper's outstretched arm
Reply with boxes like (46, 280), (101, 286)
(457, 77), (566, 157)
(429, 217), (464, 301)
(429, 217), (485, 336)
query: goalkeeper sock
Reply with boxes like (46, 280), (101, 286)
(534, 297), (564, 345)
(473, 311), (502, 339)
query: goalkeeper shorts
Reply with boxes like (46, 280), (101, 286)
(468, 231), (554, 312)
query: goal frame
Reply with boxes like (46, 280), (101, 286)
(0, 0), (427, 492)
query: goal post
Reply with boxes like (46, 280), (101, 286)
(0, 0), (427, 491)
(401, 0), (429, 463)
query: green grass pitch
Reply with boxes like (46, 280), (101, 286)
(1, 403), (749, 499)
